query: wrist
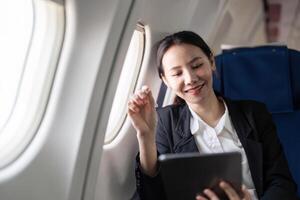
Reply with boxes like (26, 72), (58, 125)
(137, 131), (155, 143)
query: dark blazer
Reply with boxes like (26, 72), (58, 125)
(134, 99), (298, 200)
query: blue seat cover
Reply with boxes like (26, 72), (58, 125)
(216, 46), (294, 113)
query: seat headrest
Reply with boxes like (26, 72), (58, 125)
(214, 45), (295, 113)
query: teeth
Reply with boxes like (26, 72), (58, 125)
(184, 83), (205, 93)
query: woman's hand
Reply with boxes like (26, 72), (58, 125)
(128, 85), (158, 176)
(127, 85), (157, 140)
(195, 182), (252, 200)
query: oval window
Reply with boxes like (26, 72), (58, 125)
(104, 23), (145, 143)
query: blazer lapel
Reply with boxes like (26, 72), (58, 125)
(173, 104), (198, 153)
(225, 99), (263, 196)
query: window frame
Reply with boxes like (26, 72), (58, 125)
(104, 23), (146, 144)
(0, 0), (65, 169)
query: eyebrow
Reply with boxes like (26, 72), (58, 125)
(169, 56), (203, 70)
(188, 56), (202, 65)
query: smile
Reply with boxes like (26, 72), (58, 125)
(184, 83), (205, 94)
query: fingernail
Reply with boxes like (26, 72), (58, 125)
(141, 85), (147, 91)
(219, 181), (226, 187)
(141, 85), (150, 93)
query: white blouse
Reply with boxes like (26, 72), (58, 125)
(188, 102), (258, 200)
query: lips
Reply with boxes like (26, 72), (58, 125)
(184, 83), (205, 94)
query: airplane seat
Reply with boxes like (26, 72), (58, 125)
(289, 49), (300, 110)
(272, 111), (300, 194)
(213, 45), (300, 197)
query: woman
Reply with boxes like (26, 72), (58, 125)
(127, 31), (298, 200)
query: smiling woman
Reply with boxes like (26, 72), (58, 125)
(128, 31), (298, 200)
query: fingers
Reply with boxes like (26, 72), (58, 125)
(135, 86), (151, 105)
(196, 182), (250, 200)
(142, 85), (156, 107)
(202, 189), (219, 200)
(128, 85), (155, 114)
(241, 185), (251, 200)
(127, 93), (147, 114)
(141, 85), (150, 94)
(219, 181), (240, 200)
(195, 194), (208, 200)
(127, 97), (140, 113)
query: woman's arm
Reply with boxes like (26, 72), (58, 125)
(128, 86), (169, 200)
(128, 86), (158, 176)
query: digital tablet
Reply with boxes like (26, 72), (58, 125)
(158, 152), (242, 200)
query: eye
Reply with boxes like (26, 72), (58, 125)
(171, 71), (182, 77)
(191, 63), (203, 69)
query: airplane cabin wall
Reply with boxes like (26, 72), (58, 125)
(0, 0), (267, 200)
(0, 0), (135, 199)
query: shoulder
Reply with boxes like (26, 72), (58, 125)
(156, 103), (188, 117)
(226, 99), (268, 114)
(155, 103), (190, 126)
(225, 99), (274, 140)
(226, 99), (273, 132)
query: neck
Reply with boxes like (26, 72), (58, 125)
(188, 92), (225, 127)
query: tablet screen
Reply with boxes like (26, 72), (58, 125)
(158, 152), (242, 200)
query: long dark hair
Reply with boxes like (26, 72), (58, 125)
(155, 31), (213, 105)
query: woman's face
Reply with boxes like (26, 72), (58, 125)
(161, 43), (215, 105)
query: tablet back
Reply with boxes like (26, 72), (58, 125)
(158, 152), (241, 200)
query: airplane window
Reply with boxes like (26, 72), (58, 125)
(104, 23), (145, 143)
(0, 0), (64, 168)
(0, 0), (33, 135)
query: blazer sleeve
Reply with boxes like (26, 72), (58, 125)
(134, 110), (171, 200)
(253, 103), (298, 200)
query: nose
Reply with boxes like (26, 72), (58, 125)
(184, 68), (197, 85)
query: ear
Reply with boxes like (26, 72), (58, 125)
(209, 55), (216, 71)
